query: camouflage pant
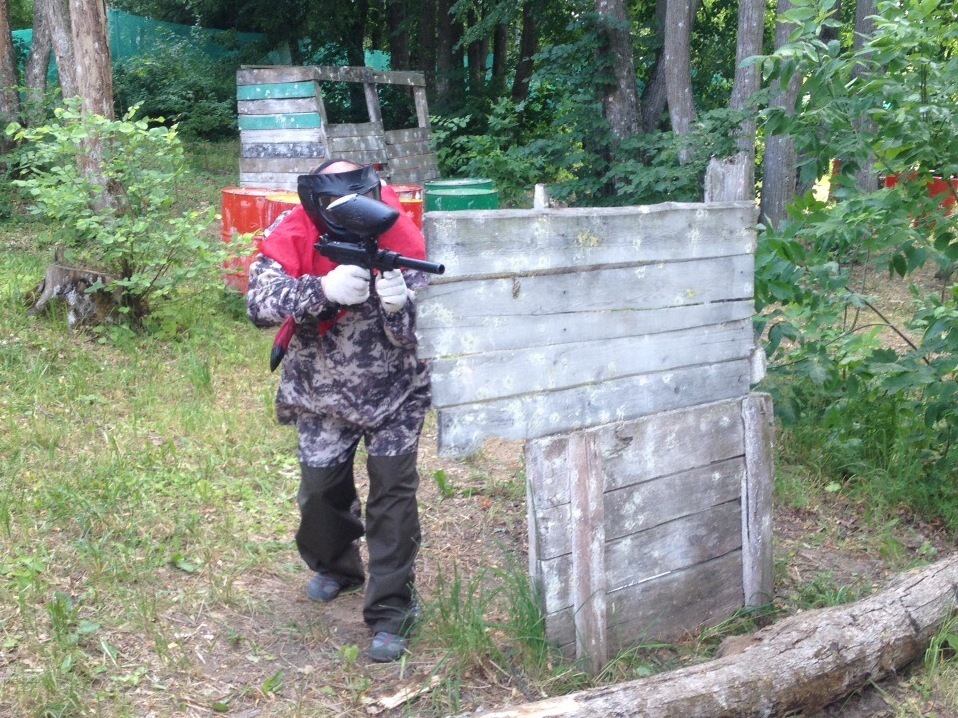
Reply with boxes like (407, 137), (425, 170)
(294, 381), (430, 467)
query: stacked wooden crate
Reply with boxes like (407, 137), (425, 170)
(237, 65), (440, 190)
(237, 66), (328, 190)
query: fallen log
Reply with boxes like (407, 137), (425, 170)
(468, 554), (958, 718)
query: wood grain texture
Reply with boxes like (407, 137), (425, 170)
(742, 393), (775, 606)
(416, 202), (758, 457)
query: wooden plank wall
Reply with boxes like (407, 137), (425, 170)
(525, 395), (774, 658)
(416, 202), (761, 457)
(237, 65), (440, 190)
(415, 202), (773, 666)
(237, 67), (328, 190)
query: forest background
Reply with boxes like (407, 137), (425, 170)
(2, 0), (958, 714)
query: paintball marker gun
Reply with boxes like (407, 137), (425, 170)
(316, 193), (445, 277)
(269, 193), (444, 372)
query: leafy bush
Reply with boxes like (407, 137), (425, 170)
(112, 30), (248, 139)
(6, 101), (228, 325)
(755, 0), (958, 525)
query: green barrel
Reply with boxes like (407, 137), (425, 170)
(423, 177), (494, 191)
(424, 188), (500, 211)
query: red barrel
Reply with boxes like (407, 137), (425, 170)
(391, 184), (424, 230)
(221, 187), (274, 293)
(265, 192), (301, 228)
(885, 174), (958, 220)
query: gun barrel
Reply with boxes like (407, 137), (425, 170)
(394, 255), (445, 275)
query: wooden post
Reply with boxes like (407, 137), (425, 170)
(741, 393), (774, 605)
(568, 432), (607, 672)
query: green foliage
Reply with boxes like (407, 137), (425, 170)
(430, 8), (746, 209)
(6, 101), (227, 325)
(755, 0), (958, 527)
(604, 107), (746, 205)
(112, 30), (252, 139)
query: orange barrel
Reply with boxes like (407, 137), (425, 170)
(391, 184), (423, 200)
(221, 187), (275, 293)
(265, 192), (301, 227)
(390, 185), (424, 230)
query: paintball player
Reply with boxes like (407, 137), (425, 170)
(246, 159), (430, 663)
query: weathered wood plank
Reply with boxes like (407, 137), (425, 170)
(238, 66), (317, 85)
(421, 203), (757, 279)
(436, 358), (751, 457)
(326, 121), (385, 138)
(418, 299), (753, 360)
(419, 257), (753, 325)
(238, 113), (322, 131)
(386, 151), (439, 170)
(385, 126), (432, 144)
(384, 139), (433, 159)
(545, 551), (745, 653)
(327, 134), (388, 153)
(326, 149), (389, 166)
(240, 128), (326, 145)
(236, 80), (318, 101)
(534, 457), (745, 562)
(364, 82), (383, 124)
(237, 97), (321, 115)
(429, 319), (752, 407)
(413, 86), (430, 127)
(312, 67), (425, 86)
(388, 164), (441, 184)
(527, 399), (747, 514)
(568, 433), (608, 671)
(239, 157), (328, 174)
(540, 501), (742, 614)
(239, 172), (299, 191)
(241, 142), (328, 160)
(741, 393), (775, 606)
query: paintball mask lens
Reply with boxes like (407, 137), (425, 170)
(299, 165), (380, 205)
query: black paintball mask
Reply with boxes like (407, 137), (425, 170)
(297, 163), (382, 243)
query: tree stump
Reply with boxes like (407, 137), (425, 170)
(29, 255), (119, 329)
(466, 554), (958, 718)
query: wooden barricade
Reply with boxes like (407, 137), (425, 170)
(415, 202), (772, 672)
(237, 65), (440, 190)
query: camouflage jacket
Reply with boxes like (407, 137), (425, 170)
(247, 220), (430, 429)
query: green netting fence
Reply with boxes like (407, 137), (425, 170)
(12, 9), (291, 79)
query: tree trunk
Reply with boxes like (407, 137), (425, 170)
(466, 8), (485, 95)
(595, 0), (641, 141)
(461, 555), (958, 718)
(852, 0), (878, 192)
(24, 0), (53, 116)
(491, 22), (508, 97)
(48, 0), (77, 99)
(729, 0), (766, 150)
(68, 0), (112, 117)
(704, 0), (767, 200)
(417, 0), (436, 80)
(435, 0), (464, 110)
(0, 0), (20, 130)
(760, 0), (801, 228)
(641, 0), (699, 133)
(68, 0), (127, 214)
(511, 2), (537, 103)
(664, 0), (695, 160)
(386, 0), (409, 70)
